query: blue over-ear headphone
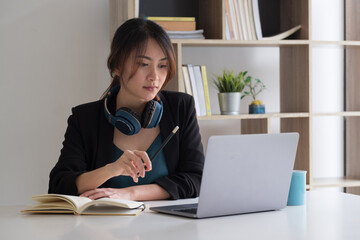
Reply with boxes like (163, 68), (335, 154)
(104, 85), (163, 135)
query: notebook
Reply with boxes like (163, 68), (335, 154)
(150, 133), (299, 218)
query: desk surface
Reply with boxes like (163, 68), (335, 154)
(1, 191), (360, 240)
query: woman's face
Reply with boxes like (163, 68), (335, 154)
(119, 38), (168, 103)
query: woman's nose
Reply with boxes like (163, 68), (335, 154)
(148, 66), (159, 81)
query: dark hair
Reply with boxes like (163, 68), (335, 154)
(102, 18), (176, 98)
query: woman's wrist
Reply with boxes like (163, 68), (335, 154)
(125, 184), (170, 201)
(128, 186), (137, 200)
(105, 162), (120, 179)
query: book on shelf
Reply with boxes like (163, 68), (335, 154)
(247, 0), (257, 40)
(233, 0), (244, 40)
(182, 65), (193, 95)
(146, 16), (195, 22)
(182, 64), (211, 116)
(238, 0), (249, 40)
(193, 65), (207, 116)
(225, 15), (232, 40)
(134, 0), (139, 18)
(146, 16), (196, 31)
(224, 0), (301, 41)
(154, 21), (196, 31)
(251, 0), (263, 40)
(225, 0), (236, 40)
(243, 0), (254, 40)
(225, 0), (254, 40)
(262, 25), (301, 40)
(166, 30), (205, 39)
(186, 64), (201, 116)
(200, 65), (212, 116)
(146, 16), (201, 38)
(21, 194), (146, 216)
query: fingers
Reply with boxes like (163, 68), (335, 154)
(125, 151), (146, 178)
(80, 188), (132, 200)
(133, 150), (152, 172)
(116, 150), (152, 182)
(80, 188), (111, 200)
(126, 164), (139, 183)
(123, 159), (139, 180)
(80, 189), (107, 200)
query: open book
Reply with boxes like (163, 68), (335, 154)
(21, 194), (146, 216)
(262, 25), (301, 41)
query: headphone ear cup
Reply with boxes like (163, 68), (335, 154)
(115, 107), (142, 135)
(141, 100), (163, 128)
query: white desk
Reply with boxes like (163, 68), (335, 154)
(1, 191), (360, 240)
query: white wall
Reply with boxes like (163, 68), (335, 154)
(0, 0), (110, 205)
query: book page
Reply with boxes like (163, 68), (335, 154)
(78, 197), (145, 214)
(32, 194), (93, 211)
(80, 204), (145, 216)
(21, 201), (75, 213)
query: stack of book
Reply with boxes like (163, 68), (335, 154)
(147, 16), (205, 40)
(182, 64), (211, 116)
(225, 0), (301, 40)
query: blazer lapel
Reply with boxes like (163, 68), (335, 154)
(95, 98), (115, 169)
(159, 92), (179, 172)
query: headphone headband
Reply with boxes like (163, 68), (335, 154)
(104, 85), (120, 127)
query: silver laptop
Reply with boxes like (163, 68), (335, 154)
(150, 133), (299, 218)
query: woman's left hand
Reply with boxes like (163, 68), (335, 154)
(80, 188), (133, 200)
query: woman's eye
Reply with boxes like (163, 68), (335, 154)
(159, 64), (168, 69)
(138, 62), (148, 67)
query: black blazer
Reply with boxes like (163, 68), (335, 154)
(48, 91), (205, 199)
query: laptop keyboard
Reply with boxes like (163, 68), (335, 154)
(172, 203), (198, 214)
(176, 208), (197, 214)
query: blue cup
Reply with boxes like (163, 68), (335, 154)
(287, 170), (307, 206)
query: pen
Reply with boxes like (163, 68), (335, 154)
(150, 126), (179, 161)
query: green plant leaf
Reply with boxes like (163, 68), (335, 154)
(212, 69), (265, 97)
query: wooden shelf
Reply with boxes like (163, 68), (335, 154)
(312, 111), (360, 117)
(197, 112), (309, 121)
(311, 177), (360, 189)
(311, 40), (360, 46)
(114, 0), (360, 195)
(171, 39), (310, 47)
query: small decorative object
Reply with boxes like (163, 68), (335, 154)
(213, 69), (250, 115)
(243, 77), (266, 114)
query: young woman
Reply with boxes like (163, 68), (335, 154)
(48, 18), (205, 201)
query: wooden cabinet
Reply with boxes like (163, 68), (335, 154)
(110, 0), (360, 193)
(345, 0), (360, 194)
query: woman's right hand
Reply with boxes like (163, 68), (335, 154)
(108, 150), (152, 183)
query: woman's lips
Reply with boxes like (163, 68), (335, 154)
(143, 86), (158, 91)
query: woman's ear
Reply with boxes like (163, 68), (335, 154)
(114, 68), (121, 77)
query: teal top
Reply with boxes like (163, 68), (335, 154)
(105, 134), (168, 188)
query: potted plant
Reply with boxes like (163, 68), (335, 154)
(243, 77), (266, 114)
(213, 69), (250, 115)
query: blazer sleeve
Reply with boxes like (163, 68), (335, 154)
(48, 107), (88, 195)
(155, 94), (205, 199)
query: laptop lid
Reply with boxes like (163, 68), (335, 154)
(150, 133), (299, 218)
(196, 132), (299, 218)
